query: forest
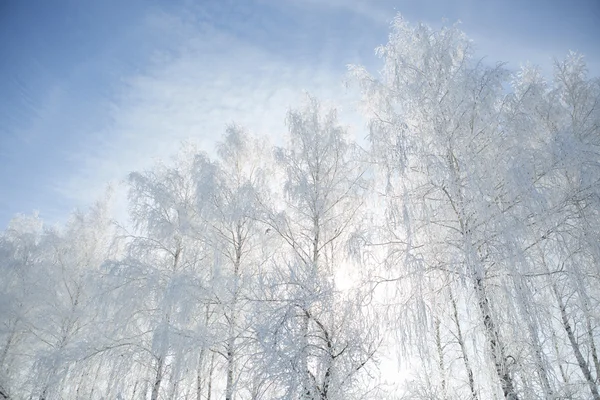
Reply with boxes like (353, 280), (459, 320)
(1, 16), (599, 400)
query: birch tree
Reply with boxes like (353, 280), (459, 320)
(254, 96), (379, 400)
(508, 54), (600, 399)
(193, 125), (269, 400)
(102, 151), (215, 400)
(0, 214), (44, 399)
(33, 198), (116, 400)
(351, 17), (531, 399)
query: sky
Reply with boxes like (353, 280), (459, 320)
(0, 0), (599, 228)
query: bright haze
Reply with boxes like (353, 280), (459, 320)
(1, 0), (598, 227)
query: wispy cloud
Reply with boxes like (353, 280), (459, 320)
(265, 0), (395, 26)
(2, 0), (598, 227)
(53, 6), (362, 214)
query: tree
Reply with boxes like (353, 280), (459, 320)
(351, 16), (545, 399)
(507, 54), (600, 399)
(103, 150), (215, 400)
(351, 15), (600, 400)
(0, 214), (44, 399)
(31, 198), (116, 400)
(193, 124), (269, 400)
(254, 96), (379, 400)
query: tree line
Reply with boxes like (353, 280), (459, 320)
(1, 16), (599, 400)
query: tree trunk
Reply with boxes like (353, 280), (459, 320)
(207, 351), (215, 400)
(553, 283), (600, 400)
(512, 275), (553, 398)
(435, 317), (447, 399)
(474, 277), (519, 400)
(300, 309), (313, 400)
(151, 356), (164, 400)
(225, 226), (244, 400)
(449, 288), (478, 400)
(197, 348), (205, 400)
(225, 339), (235, 400)
(585, 305), (600, 383)
(552, 331), (569, 385)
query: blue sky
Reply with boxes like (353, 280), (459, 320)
(1, 0), (599, 228)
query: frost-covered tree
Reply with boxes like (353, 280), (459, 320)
(192, 125), (270, 400)
(33, 198), (116, 400)
(507, 54), (600, 399)
(0, 197), (116, 400)
(253, 96), (379, 400)
(100, 151), (215, 400)
(0, 214), (44, 399)
(351, 15), (600, 400)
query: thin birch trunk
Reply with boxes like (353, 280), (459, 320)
(207, 351), (215, 400)
(449, 288), (478, 400)
(435, 317), (447, 400)
(552, 330), (569, 385)
(197, 348), (205, 400)
(225, 225), (243, 400)
(553, 283), (600, 400)
(150, 355), (164, 400)
(474, 277), (519, 400)
(584, 302), (600, 383)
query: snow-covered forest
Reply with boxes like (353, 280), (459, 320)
(1, 16), (599, 400)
